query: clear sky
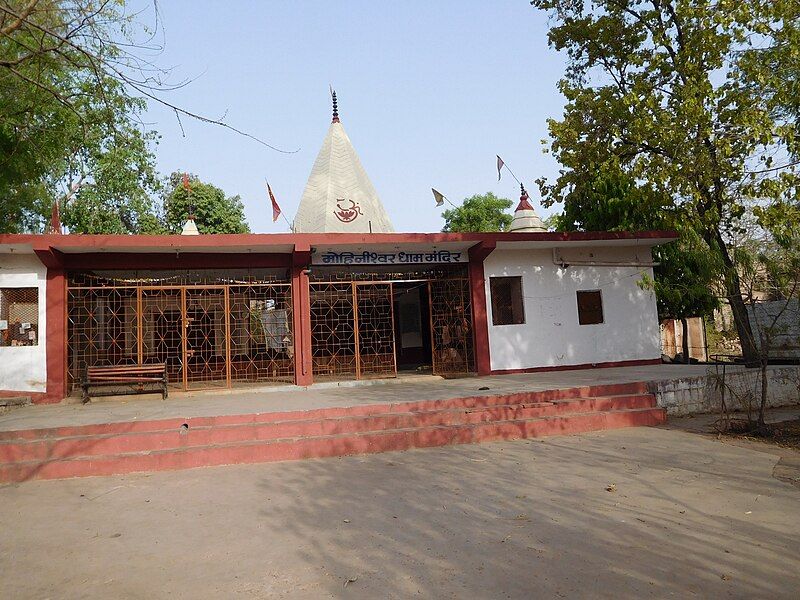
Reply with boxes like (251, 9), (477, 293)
(135, 0), (567, 233)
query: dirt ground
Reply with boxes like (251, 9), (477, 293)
(1, 426), (799, 599)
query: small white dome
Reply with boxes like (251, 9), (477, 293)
(181, 217), (200, 236)
(509, 193), (547, 232)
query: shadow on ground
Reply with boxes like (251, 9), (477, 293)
(1, 427), (798, 599)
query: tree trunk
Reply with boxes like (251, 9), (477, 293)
(706, 229), (759, 363)
(724, 269), (759, 364)
(681, 318), (690, 363)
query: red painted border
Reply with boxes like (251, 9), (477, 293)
(60, 252), (291, 270)
(2, 230), (679, 253)
(490, 358), (662, 375)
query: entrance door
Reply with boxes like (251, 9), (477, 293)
(429, 279), (475, 376)
(184, 287), (228, 389)
(393, 283), (432, 371)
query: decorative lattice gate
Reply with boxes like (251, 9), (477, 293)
(309, 268), (473, 381)
(355, 283), (396, 378)
(428, 278), (474, 376)
(67, 272), (293, 394)
(309, 282), (397, 381)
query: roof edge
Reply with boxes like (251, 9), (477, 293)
(0, 230), (678, 253)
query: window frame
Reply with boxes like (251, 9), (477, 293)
(576, 289), (604, 326)
(0, 286), (40, 347)
(489, 276), (526, 327)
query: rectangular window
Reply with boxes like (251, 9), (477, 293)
(577, 290), (604, 325)
(0, 288), (39, 346)
(490, 276), (525, 326)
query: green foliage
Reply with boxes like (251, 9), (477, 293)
(0, 1), (161, 233)
(441, 192), (513, 232)
(530, 0), (800, 359)
(163, 172), (250, 234)
(554, 166), (719, 320)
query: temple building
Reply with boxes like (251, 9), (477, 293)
(0, 99), (675, 404)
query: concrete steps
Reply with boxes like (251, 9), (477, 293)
(0, 383), (665, 482)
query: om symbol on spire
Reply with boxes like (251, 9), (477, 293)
(334, 199), (363, 223)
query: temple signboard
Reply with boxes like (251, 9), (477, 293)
(311, 248), (468, 266)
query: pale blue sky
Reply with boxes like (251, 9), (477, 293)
(136, 1), (567, 233)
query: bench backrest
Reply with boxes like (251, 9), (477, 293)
(87, 364), (166, 377)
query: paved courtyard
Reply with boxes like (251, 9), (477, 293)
(1, 425), (798, 599)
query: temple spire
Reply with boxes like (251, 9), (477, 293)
(294, 92), (394, 233)
(510, 183), (546, 232)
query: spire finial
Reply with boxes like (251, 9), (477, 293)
(515, 183), (534, 212)
(331, 89), (340, 123)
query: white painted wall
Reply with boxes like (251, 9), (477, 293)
(0, 254), (47, 393)
(485, 248), (661, 371)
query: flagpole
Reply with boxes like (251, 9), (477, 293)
(497, 156), (523, 187)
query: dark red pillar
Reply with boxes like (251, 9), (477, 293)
(34, 247), (67, 403)
(468, 241), (495, 376)
(291, 245), (313, 386)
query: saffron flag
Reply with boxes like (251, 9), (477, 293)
(496, 155), (505, 181)
(267, 181), (281, 222)
(432, 188), (445, 207)
(182, 172), (190, 191)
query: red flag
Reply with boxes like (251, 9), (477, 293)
(496, 155), (505, 181)
(266, 181), (281, 222)
(182, 172), (190, 191)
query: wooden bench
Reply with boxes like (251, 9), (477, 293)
(82, 364), (168, 403)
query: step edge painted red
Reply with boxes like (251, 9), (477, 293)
(1, 407), (665, 471)
(0, 408), (666, 482)
(0, 382), (650, 441)
(0, 386), (654, 443)
(0, 396), (658, 462)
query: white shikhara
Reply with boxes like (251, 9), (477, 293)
(294, 117), (394, 234)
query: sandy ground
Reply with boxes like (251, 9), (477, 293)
(1, 426), (799, 599)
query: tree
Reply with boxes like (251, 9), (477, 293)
(0, 1), (292, 233)
(530, 0), (800, 362)
(731, 235), (799, 430)
(162, 172), (250, 234)
(441, 192), (513, 232)
(554, 166), (720, 321)
(0, 1), (162, 232)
